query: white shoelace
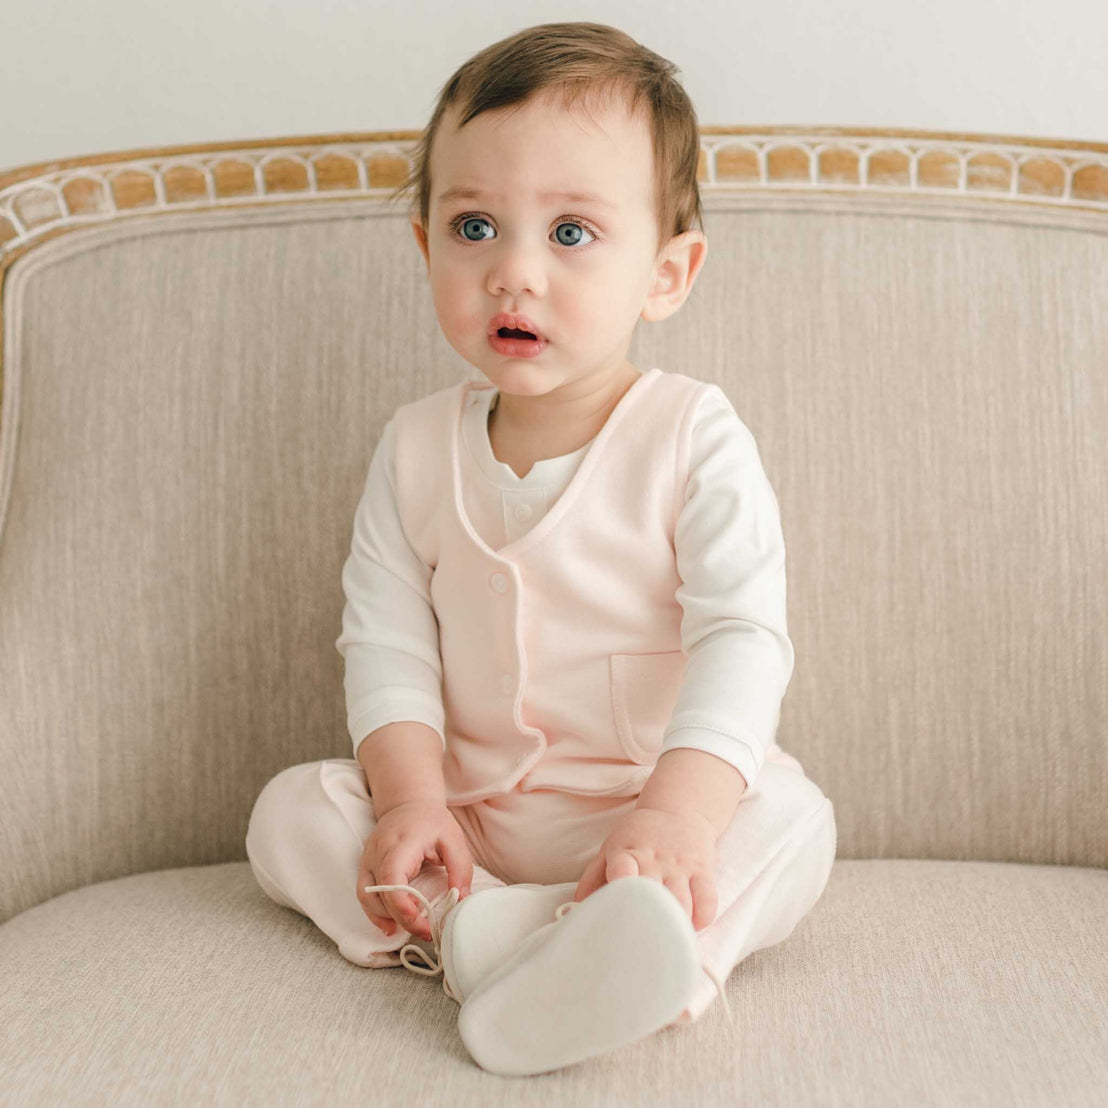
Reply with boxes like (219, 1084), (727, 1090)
(363, 882), (464, 1001)
(361, 882), (735, 1028)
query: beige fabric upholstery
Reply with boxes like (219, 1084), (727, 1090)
(1, 149), (1105, 1103)
(2, 195), (1105, 919)
(1, 860), (1105, 1105)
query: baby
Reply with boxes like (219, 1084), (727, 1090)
(246, 20), (837, 1077)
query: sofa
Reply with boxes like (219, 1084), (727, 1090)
(1, 124), (1105, 1106)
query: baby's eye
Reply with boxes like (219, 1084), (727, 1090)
(553, 221), (595, 247)
(456, 216), (495, 242)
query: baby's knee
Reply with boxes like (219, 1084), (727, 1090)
(790, 777), (837, 857)
(721, 764), (835, 855)
(776, 775), (838, 891)
(773, 766), (833, 821)
(246, 760), (329, 857)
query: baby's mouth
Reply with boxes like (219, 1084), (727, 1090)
(498, 327), (538, 340)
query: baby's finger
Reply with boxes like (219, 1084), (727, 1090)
(376, 850), (425, 927)
(572, 850), (607, 902)
(437, 833), (474, 900)
(661, 874), (693, 925)
(384, 886), (422, 930)
(604, 850), (640, 883)
(361, 873), (409, 929)
(369, 913), (396, 935)
(688, 871), (718, 932)
(357, 875), (397, 934)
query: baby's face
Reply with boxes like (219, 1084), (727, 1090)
(412, 90), (684, 400)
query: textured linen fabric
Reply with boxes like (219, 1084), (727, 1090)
(2, 859), (1106, 1107)
(335, 368), (794, 793)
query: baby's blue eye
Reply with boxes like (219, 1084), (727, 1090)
(554, 221), (593, 247)
(458, 217), (494, 241)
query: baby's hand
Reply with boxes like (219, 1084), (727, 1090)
(357, 801), (474, 941)
(571, 807), (719, 932)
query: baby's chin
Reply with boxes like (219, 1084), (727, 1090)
(476, 364), (562, 396)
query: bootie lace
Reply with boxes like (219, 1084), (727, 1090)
(362, 882), (463, 1002)
(554, 901), (737, 1030)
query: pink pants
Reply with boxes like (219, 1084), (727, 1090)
(245, 749), (836, 1023)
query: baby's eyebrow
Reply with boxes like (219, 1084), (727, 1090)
(436, 186), (615, 209)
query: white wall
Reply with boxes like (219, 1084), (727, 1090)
(2, 0), (1105, 174)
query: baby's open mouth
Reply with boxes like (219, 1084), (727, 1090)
(498, 327), (537, 340)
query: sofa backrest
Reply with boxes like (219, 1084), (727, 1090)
(1, 129), (1105, 919)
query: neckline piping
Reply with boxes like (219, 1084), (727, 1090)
(450, 368), (659, 562)
(464, 387), (591, 489)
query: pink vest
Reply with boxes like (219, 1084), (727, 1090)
(393, 367), (713, 806)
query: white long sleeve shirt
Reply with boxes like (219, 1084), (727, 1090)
(335, 378), (794, 790)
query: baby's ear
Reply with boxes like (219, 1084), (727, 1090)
(411, 220), (431, 268)
(641, 231), (708, 324)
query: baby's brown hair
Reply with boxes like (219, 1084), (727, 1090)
(389, 21), (704, 251)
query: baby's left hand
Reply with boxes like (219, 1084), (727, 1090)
(572, 807), (719, 932)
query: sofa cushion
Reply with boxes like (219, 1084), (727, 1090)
(2, 859), (1105, 1105)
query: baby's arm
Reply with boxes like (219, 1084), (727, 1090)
(637, 747), (747, 838)
(356, 720), (445, 814)
(335, 417), (446, 764)
(575, 388), (792, 922)
(644, 386), (794, 831)
(336, 418), (471, 933)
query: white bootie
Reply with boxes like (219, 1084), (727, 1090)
(362, 879), (579, 1004)
(439, 881), (582, 1002)
(455, 875), (715, 1076)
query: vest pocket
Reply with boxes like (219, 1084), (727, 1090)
(609, 650), (689, 764)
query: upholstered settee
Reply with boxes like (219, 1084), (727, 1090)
(1, 125), (1105, 1106)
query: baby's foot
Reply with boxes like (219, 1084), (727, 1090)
(456, 876), (703, 1075)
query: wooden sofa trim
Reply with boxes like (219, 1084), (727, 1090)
(3, 125), (1107, 264)
(1, 124), (1107, 427)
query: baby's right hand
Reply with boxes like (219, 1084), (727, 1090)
(356, 800), (474, 940)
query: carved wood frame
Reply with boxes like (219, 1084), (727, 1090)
(2, 124), (1106, 421)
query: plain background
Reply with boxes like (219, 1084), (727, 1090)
(1, 0), (1106, 174)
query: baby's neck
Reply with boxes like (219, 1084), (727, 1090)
(485, 365), (642, 478)
(488, 363), (641, 451)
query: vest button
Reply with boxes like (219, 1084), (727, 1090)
(489, 572), (509, 593)
(501, 673), (514, 695)
(513, 503), (533, 521)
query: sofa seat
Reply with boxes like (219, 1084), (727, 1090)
(2, 859), (1104, 1106)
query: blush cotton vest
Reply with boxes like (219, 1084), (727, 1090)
(392, 367), (715, 806)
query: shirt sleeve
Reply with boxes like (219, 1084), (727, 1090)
(335, 417), (446, 758)
(661, 385), (796, 790)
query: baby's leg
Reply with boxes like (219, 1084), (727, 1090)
(675, 758), (837, 1024)
(245, 757), (508, 967)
